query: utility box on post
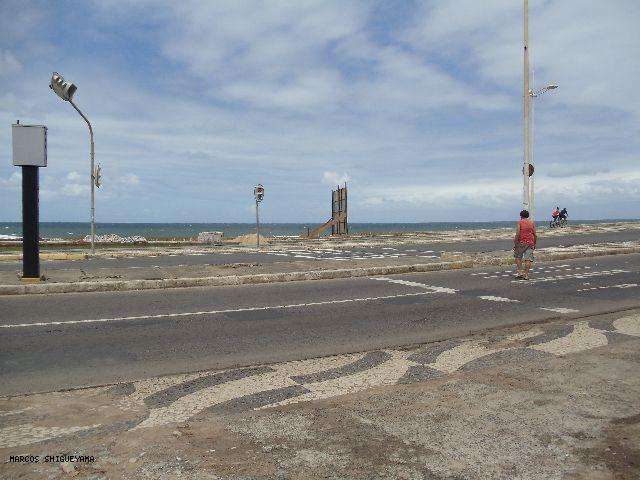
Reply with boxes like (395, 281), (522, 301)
(12, 123), (47, 282)
(12, 124), (47, 167)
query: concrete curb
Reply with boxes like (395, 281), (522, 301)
(0, 252), (88, 262)
(0, 246), (638, 296)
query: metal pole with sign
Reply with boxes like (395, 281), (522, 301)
(254, 184), (264, 249)
(12, 123), (47, 282)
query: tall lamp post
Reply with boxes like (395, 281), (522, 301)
(49, 72), (99, 254)
(523, 0), (531, 211)
(528, 83), (558, 219)
(523, 0), (558, 219)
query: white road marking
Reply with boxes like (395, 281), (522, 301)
(372, 277), (458, 294)
(539, 307), (580, 314)
(577, 283), (638, 292)
(512, 269), (629, 284)
(531, 322), (608, 355)
(0, 292), (437, 329)
(478, 296), (520, 303)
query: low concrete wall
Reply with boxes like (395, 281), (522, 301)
(0, 252), (88, 262)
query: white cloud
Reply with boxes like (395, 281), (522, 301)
(546, 163), (611, 178)
(161, 1), (363, 111)
(405, 0), (640, 117)
(0, 1), (638, 222)
(0, 50), (22, 76)
(120, 174), (140, 186)
(60, 183), (89, 197)
(0, 172), (22, 189)
(356, 170), (640, 219)
(66, 171), (81, 181)
(322, 171), (350, 186)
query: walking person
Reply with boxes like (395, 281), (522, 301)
(514, 209), (537, 280)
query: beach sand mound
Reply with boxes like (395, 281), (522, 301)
(235, 233), (271, 245)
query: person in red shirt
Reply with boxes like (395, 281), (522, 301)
(514, 209), (537, 280)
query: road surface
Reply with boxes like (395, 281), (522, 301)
(1, 252), (638, 395)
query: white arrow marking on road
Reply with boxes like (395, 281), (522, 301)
(477, 296), (520, 302)
(372, 277), (458, 294)
(0, 292), (438, 329)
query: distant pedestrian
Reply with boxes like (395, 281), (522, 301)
(514, 209), (537, 280)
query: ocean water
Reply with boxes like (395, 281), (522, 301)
(0, 220), (637, 240)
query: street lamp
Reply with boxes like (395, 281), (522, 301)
(528, 82), (558, 220)
(530, 84), (558, 97)
(49, 72), (99, 254)
(522, 0), (558, 218)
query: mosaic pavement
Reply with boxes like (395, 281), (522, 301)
(2, 313), (639, 449)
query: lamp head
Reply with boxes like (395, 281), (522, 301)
(50, 72), (77, 101)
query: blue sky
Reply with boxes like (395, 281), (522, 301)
(1, 0), (638, 223)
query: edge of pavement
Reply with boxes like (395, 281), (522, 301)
(0, 252), (88, 261)
(1, 245), (639, 296)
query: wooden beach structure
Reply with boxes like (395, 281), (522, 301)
(305, 184), (348, 238)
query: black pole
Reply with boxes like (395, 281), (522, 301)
(21, 165), (40, 279)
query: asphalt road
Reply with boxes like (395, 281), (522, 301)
(0, 229), (637, 273)
(1, 253), (639, 396)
